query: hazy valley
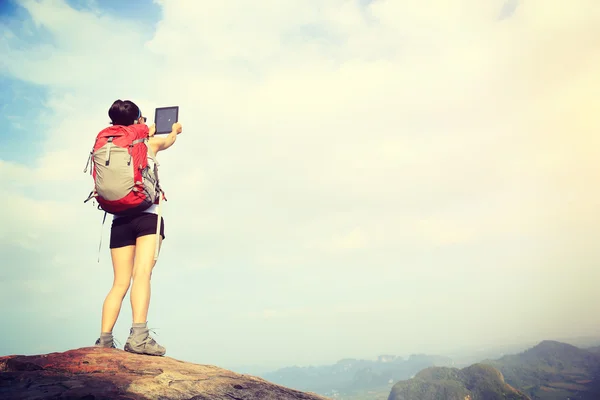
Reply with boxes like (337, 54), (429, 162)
(254, 337), (600, 400)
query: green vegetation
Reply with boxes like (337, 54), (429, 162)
(482, 340), (600, 400)
(388, 363), (530, 400)
(328, 385), (393, 400)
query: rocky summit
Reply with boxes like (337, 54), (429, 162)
(0, 347), (329, 400)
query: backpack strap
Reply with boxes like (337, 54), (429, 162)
(128, 138), (147, 166)
(105, 137), (114, 166)
(83, 150), (93, 174)
(83, 190), (97, 203)
(145, 139), (166, 201)
(154, 194), (162, 261)
(146, 140), (159, 169)
(97, 211), (108, 263)
(142, 139), (164, 261)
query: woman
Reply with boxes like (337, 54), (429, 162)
(94, 99), (182, 356)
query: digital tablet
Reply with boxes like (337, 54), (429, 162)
(154, 106), (179, 134)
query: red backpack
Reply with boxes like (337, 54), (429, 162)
(83, 124), (166, 260)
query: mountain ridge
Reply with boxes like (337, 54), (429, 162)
(261, 353), (454, 396)
(388, 362), (531, 400)
(481, 339), (600, 400)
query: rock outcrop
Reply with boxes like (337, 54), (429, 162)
(0, 347), (329, 400)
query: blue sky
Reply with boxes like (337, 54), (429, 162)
(65, 0), (161, 18)
(0, 77), (46, 163)
(0, 0), (161, 164)
(2, 0), (600, 374)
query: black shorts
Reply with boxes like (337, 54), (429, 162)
(109, 212), (165, 249)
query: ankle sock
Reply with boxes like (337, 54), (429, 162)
(131, 322), (148, 336)
(99, 332), (113, 343)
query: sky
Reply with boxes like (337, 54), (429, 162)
(1, 0), (600, 373)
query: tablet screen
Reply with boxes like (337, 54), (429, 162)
(155, 106), (179, 134)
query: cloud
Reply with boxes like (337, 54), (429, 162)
(2, 0), (600, 367)
(330, 227), (369, 251)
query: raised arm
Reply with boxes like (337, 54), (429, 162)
(148, 122), (182, 154)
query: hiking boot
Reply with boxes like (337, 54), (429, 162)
(94, 337), (116, 348)
(124, 327), (166, 356)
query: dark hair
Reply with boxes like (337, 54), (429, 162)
(108, 99), (140, 126)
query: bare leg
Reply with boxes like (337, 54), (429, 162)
(101, 245), (135, 333)
(130, 234), (162, 323)
(124, 232), (166, 356)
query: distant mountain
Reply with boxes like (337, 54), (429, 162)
(586, 345), (600, 354)
(260, 354), (453, 396)
(483, 340), (600, 399)
(388, 363), (530, 400)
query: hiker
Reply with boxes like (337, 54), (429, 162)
(85, 99), (182, 355)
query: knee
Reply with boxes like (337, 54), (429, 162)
(112, 281), (130, 295)
(132, 268), (153, 282)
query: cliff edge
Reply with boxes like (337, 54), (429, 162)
(0, 347), (329, 400)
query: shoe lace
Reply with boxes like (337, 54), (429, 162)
(97, 336), (121, 348)
(136, 328), (161, 347)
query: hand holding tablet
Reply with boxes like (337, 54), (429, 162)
(154, 106), (181, 135)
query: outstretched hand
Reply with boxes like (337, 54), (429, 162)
(172, 122), (182, 135)
(149, 123), (156, 137)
